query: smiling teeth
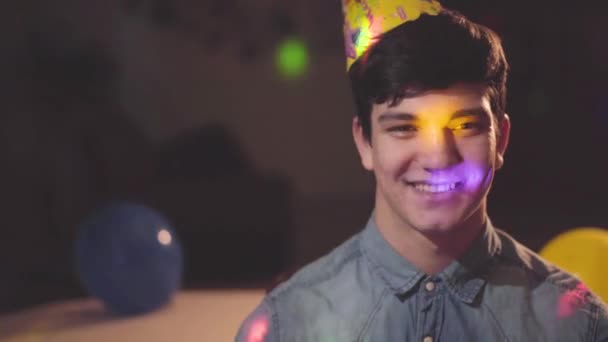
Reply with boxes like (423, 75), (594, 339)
(413, 183), (459, 193)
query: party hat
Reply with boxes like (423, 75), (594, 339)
(342, 0), (442, 70)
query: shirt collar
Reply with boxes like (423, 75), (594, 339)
(359, 215), (425, 294)
(439, 217), (502, 303)
(359, 213), (502, 303)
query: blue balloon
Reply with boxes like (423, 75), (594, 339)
(75, 202), (183, 315)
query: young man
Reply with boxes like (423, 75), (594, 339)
(236, 1), (608, 341)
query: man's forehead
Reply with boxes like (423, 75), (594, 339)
(373, 85), (492, 120)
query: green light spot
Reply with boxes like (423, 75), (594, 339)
(276, 38), (309, 79)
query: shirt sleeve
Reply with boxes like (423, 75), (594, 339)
(235, 299), (279, 342)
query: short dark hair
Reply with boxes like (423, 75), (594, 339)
(348, 9), (509, 141)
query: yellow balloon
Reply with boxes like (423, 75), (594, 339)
(539, 227), (608, 302)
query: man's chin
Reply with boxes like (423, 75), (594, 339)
(407, 214), (466, 235)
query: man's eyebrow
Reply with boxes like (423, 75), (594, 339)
(377, 112), (417, 122)
(377, 107), (491, 122)
(451, 107), (491, 119)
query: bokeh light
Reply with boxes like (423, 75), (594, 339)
(557, 283), (589, 319)
(427, 161), (489, 193)
(246, 316), (269, 342)
(158, 228), (172, 246)
(276, 38), (309, 79)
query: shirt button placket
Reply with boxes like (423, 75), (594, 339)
(419, 278), (440, 342)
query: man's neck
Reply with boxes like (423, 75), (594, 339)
(374, 204), (486, 275)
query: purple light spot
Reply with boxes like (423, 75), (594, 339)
(427, 162), (489, 193)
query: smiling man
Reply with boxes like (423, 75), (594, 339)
(353, 83), (508, 277)
(236, 1), (608, 341)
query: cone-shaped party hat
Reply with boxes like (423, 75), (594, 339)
(342, 0), (442, 70)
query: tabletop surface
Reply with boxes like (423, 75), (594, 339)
(0, 289), (265, 342)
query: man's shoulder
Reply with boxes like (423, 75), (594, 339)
(487, 228), (608, 339)
(492, 228), (585, 292)
(251, 231), (383, 340)
(268, 232), (365, 299)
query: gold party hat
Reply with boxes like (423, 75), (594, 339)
(342, 0), (442, 70)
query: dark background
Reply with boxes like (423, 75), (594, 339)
(0, 0), (607, 313)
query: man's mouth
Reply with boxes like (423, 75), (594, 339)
(406, 181), (464, 194)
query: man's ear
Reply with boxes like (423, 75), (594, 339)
(495, 114), (511, 170)
(352, 117), (374, 171)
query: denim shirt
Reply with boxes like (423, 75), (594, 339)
(236, 216), (608, 342)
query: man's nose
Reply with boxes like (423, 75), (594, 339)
(417, 126), (462, 170)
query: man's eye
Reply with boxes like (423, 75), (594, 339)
(455, 122), (480, 130)
(449, 118), (487, 135)
(388, 125), (417, 133)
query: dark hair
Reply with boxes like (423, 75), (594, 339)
(348, 9), (509, 141)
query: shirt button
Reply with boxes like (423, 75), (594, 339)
(425, 281), (435, 292)
(423, 336), (433, 342)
